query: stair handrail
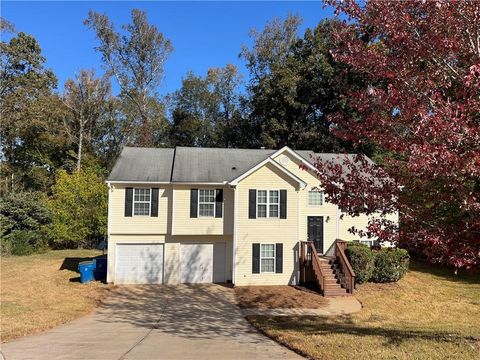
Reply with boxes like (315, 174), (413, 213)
(335, 240), (356, 294)
(300, 241), (326, 294)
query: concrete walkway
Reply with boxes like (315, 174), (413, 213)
(242, 296), (362, 316)
(1, 285), (302, 360)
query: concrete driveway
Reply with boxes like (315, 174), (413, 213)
(1, 284), (302, 360)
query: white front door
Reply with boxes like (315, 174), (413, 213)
(180, 243), (226, 283)
(115, 243), (164, 284)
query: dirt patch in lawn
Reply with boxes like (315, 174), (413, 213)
(1, 250), (113, 342)
(234, 285), (327, 309)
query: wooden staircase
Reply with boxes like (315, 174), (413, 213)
(318, 257), (349, 297)
(300, 240), (356, 297)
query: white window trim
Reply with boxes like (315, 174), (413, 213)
(198, 189), (216, 218)
(307, 190), (324, 207)
(256, 189), (280, 219)
(260, 244), (276, 273)
(132, 188), (151, 216)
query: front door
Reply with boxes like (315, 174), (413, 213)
(307, 216), (324, 253)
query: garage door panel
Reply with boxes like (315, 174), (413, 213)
(115, 244), (164, 284)
(180, 243), (226, 284)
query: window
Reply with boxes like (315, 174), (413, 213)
(260, 244), (275, 273)
(133, 188), (151, 216)
(199, 189), (215, 217)
(257, 190), (279, 218)
(353, 239), (379, 248)
(308, 190), (323, 206)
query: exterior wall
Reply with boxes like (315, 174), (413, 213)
(235, 162), (300, 286)
(109, 184), (172, 235)
(172, 185), (233, 235)
(272, 154), (340, 253)
(107, 234), (232, 284)
(339, 212), (399, 244)
(164, 235), (233, 284)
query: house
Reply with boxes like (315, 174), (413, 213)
(106, 146), (398, 291)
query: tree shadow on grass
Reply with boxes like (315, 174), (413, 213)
(409, 259), (480, 285)
(249, 315), (479, 347)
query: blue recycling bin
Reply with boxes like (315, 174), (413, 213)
(78, 261), (95, 283)
(94, 256), (107, 281)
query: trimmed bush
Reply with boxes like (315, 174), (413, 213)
(372, 248), (410, 283)
(345, 242), (375, 284)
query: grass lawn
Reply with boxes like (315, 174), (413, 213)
(1, 249), (112, 342)
(247, 261), (480, 360)
(235, 285), (328, 309)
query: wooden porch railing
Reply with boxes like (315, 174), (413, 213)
(335, 240), (356, 294)
(300, 241), (326, 295)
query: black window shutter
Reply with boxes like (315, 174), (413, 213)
(249, 189), (256, 219)
(215, 189), (223, 218)
(280, 190), (287, 219)
(125, 187), (133, 217)
(151, 188), (159, 217)
(252, 243), (260, 274)
(275, 243), (283, 273)
(190, 189), (198, 218)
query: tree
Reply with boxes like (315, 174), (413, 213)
(62, 69), (111, 171)
(0, 191), (51, 255)
(169, 65), (244, 148)
(85, 9), (173, 147)
(207, 64), (243, 147)
(242, 16), (365, 152)
(314, 0), (480, 270)
(168, 71), (219, 147)
(0, 27), (68, 194)
(46, 166), (108, 248)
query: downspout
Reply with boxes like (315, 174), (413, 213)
(297, 187), (300, 285)
(336, 206), (340, 241)
(106, 182), (112, 283)
(232, 185), (237, 286)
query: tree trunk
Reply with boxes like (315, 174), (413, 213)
(77, 122), (84, 172)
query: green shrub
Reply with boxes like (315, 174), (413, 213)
(345, 242), (375, 284)
(372, 248), (410, 283)
(0, 192), (51, 255)
(6, 230), (36, 256)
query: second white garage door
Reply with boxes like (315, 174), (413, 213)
(180, 243), (226, 283)
(115, 243), (164, 284)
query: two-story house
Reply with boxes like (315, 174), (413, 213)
(106, 146), (398, 288)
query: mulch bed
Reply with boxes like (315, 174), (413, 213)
(234, 285), (328, 309)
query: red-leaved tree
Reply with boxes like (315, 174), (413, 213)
(312, 0), (480, 270)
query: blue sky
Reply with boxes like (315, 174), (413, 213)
(2, 1), (335, 95)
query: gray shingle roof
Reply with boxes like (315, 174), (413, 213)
(108, 147), (174, 182)
(107, 146), (373, 183)
(172, 147), (275, 183)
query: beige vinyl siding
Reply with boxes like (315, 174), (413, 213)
(109, 185), (171, 235)
(235, 162), (300, 286)
(272, 151), (399, 252)
(339, 212), (399, 242)
(107, 234), (166, 283)
(164, 235), (233, 284)
(172, 185), (233, 235)
(272, 153), (339, 253)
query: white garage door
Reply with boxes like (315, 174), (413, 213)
(115, 244), (164, 284)
(180, 243), (226, 283)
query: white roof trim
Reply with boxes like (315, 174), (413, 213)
(229, 157), (307, 188)
(106, 180), (170, 184)
(270, 146), (318, 172)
